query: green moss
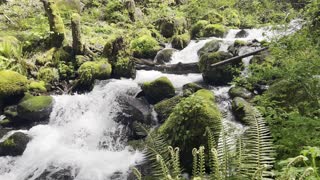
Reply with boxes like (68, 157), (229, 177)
(154, 96), (184, 123)
(102, 35), (125, 62)
(222, 8), (240, 27)
(3, 138), (15, 147)
(191, 20), (209, 38)
(197, 40), (221, 57)
(0, 119), (11, 126)
(203, 24), (228, 38)
(58, 62), (75, 80)
(78, 60), (112, 86)
(231, 97), (254, 125)
(171, 33), (191, 50)
(159, 16), (187, 38)
(159, 89), (221, 169)
(52, 48), (72, 65)
(37, 67), (59, 83)
(142, 76), (175, 104)
(113, 57), (136, 78)
(28, 81), (47, 93)
(131, 35), (161, 59)
(234, 40), (247, 46)
(18, 96), (53, 113)
(35, 48), (56, 66)
(182, 83), (203, 97)
(0, 70), (28, 99)
(202, 10), (224, 24)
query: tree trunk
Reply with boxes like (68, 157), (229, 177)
(41, 0), (65, 48)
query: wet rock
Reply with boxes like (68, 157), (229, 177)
(197, 40), (221, 57)
(141, 76), (175, 104)
(34, 167), (74, 180)
(158, 17), (187, 38)
(0, 132), (30, 156)
(171, 33), (190, 50)
(199, 51), (240, 85)
(154, 96), (183, 123)
(229, 86), (254, 99)
(115, 96), (153, 139)
(227, 40), (248, 56)
(154, 48), (177, 64)
(231, 97), (253, 125)
(182, 83), (204, 97)
(17, 96), (54, 122)
(235, 29), (249, 38)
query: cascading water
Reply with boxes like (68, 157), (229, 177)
(0, 20), (303, 180)
(0, 80), (144, 180)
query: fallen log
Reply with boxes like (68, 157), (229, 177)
(136, 62), (200, 74)
(210, 47), (268, 68)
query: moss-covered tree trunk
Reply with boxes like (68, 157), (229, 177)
(41, 0), (65, 48)
(125, 0), (136, 22)
(71, 13), (83, 55)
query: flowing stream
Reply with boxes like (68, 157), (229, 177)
(0, 20), (303, 180)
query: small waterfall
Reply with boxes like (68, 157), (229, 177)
(0, 80), (144, 180)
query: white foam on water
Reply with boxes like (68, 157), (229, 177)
(0, 80), (144, 180)
(135, 70), (203, 89)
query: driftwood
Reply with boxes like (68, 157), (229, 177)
(135, 47), (268, 74)
(210, 47), (268, 68)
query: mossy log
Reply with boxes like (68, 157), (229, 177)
(41, 0), (65, 47)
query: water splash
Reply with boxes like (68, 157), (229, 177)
(0, 80), (144, 180)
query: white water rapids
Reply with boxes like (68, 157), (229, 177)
(0, 20), (303, 180)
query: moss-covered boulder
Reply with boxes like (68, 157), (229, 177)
(229, 86), (253, 99)
(159, 89), (221, 170)
(199, 51), (239, 85)
(77, 60), (112, 90)
(182, 83), (203, 97)
(171, 33), (191, 50)
(191, 20), (209, 38)
(158, 17), (187, 38)
(0, 70), (28, 102)
(154, 48), (177, 64)
(28, 81), (47, 93)
(112, 57), (136, 79)
(231, 97), (254, 125)
(58, 62), (75, 80)
(0, 132), (30, 156)
(203, 24), (228, 38)
(235, 29), (249, 38)
(131, 35), (161, 59)
(197, 40), (221, 57)
(154, 96), (183, 123)
(228, 40), (248, 56)
(141, 77), (175, 104)
(37, 67), (59, 84)
(17, 95), (54, 122)
(103, 35), (125, 62)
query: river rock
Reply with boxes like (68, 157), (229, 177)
(17, 96), (54, 122)
(35, 167), (74, 180)
(199, 51), (240, 85)
(154, 48), (177, 64)
(197, 40), (221, 57)
(229, 86), (253, 99)
(115, 95), (153, 139)
(235, 29), (249, 38)
(231, 97), (253, 125)
(0, 132), (30, 156)
(182, 83), (204, 97)
(141, 76), (175, 104)
(154, 96), (183, 123)
(171, 33), (191, 50)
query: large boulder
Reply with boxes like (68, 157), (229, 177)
(228, 40), (247, 56)
(235, 29), (249, 38)
(77, 60), (112, 90)
(112, 57), (136, 79)
(154, 48), (177, 64)
(131, 35), (162, 59)
(159, 89), (221, 171)
(103, 35), (125, 62)
(231, 97), (254, 125)
(17, 95), (54, 122)
(0, 70), (28, 104)
(191, 20), (227, 38)
(141, 77), (175, 104)
(158, 17), (187, 38)
(182, 83), (204, 97)
(229, 86), (253, 99)
(154, 96), (183, 123)
(197, 40), (221, 57)
(115, 95), (153, 139)
(171, 33), (191, 50)
(0, 132), (30, 156)
(199, 51), (239, 85)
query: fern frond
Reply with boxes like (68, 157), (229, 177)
(299, 167), (315, 180)
(132, 167), (142, 180)
(198, 146), (206, 178)
(192, 148), (198, 178)
(168, 146), (181, 178)
(210, 148), (221, 180)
